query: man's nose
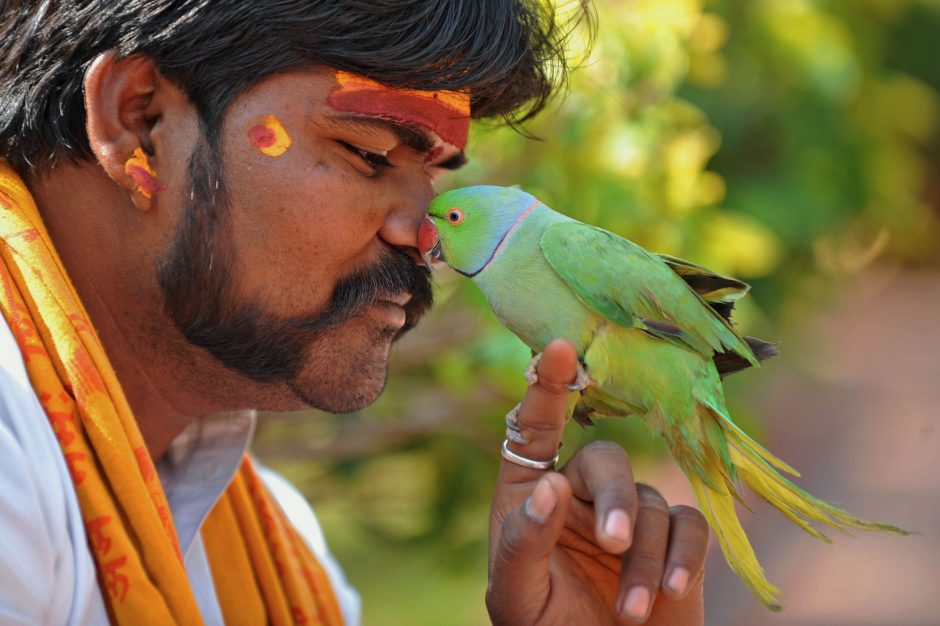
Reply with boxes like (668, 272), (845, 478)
(377, 171), (435, 263)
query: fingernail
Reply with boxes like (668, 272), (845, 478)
(603, 509), (631, 545)
(665, 567), (689, 595)
(526, 478), (558, 524)
(620, 586), (650, 620)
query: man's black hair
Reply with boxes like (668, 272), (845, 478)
(0, 0), (594, 175)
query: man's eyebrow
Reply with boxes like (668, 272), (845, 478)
(325, 114), (436, 154)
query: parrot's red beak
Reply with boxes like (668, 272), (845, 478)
(418, 216), (444, 266)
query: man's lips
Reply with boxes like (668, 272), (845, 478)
(378, 292), (412, 307)
(372, 300), (408, 328)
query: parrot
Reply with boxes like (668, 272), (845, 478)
(417, 184), (907, 610)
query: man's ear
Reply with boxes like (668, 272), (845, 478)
(84, 51), (167, 211)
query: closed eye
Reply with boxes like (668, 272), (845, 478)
(434, 153), (467, 171)
(338, 141), (393, 173)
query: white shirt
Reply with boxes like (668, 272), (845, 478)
(0, 318), (360, 625)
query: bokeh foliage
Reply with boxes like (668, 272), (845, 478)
(254, 1), (940, 623)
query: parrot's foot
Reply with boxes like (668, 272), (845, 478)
(573, 405), (596, 427)
(566, 359), (592, 392)
(523, 353), (542, 386)
(504, 403), (529, 445)
(523, 353), (592, 392)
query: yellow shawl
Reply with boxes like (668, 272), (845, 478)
(0, 162), (344, 626)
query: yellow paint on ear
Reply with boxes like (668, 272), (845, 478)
(123, 148), (166, 198)
(247, 115), (292, 157)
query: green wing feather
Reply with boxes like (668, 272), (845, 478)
(540, 222), (758, 365)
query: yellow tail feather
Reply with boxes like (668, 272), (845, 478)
(683, 406), (908, 610)
(728, 428), (909, 541)
(718, 411), (909, 539)
(688, 466), (784, 610)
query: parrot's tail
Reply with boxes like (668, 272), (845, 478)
(682, 403), (908, 611)
(686, 458), (784, 610)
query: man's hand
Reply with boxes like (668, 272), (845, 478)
(487, 339), (708, 625)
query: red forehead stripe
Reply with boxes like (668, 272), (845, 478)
(328, 74), (470, 150)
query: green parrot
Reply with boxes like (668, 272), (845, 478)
(418, 185), (906, 610)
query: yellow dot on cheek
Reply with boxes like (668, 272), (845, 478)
(247, 115), (293, 157)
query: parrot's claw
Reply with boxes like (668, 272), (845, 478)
(505, 402), (530, 445)
(565, 360), (592, 392)
(523, 353), (542, 386)
(573, 405), (596, 427)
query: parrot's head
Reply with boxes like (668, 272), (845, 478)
(419, 185), (538, 277)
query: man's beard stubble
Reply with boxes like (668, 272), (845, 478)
(155, 136), (433, 409)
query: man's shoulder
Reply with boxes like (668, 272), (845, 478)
(0, 316), (108, 625)
(0, 314), (67, 490)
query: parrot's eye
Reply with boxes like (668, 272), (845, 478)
(447, 208), (464, 225)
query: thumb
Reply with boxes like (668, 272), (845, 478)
(487, 472), (572, 625)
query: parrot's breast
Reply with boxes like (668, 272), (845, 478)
(472, 208), (599, 353)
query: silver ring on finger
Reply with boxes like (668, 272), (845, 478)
(501, 439), (558, 471)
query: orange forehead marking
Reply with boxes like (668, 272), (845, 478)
(247, 115), (292, 157)
(333, 71), (470, 114)
(330, 70), (470, 150)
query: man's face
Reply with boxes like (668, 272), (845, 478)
(156, 70), (467, 413)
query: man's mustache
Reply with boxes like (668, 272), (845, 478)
(183, 245), (433, 383)
(288, 246), (433, 333)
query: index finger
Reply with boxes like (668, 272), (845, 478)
(498, 338), (578, 485)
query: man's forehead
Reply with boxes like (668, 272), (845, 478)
(327, 70), (470, 151)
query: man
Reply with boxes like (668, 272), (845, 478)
(0, 1), (708, 624)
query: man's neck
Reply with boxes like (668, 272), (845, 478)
(26, 164), (226, 458)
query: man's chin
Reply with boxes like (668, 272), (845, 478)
(284, 339), (392, 413)
(287, 375), (387, 413)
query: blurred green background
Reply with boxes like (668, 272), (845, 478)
(255, 1), (940, 624)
